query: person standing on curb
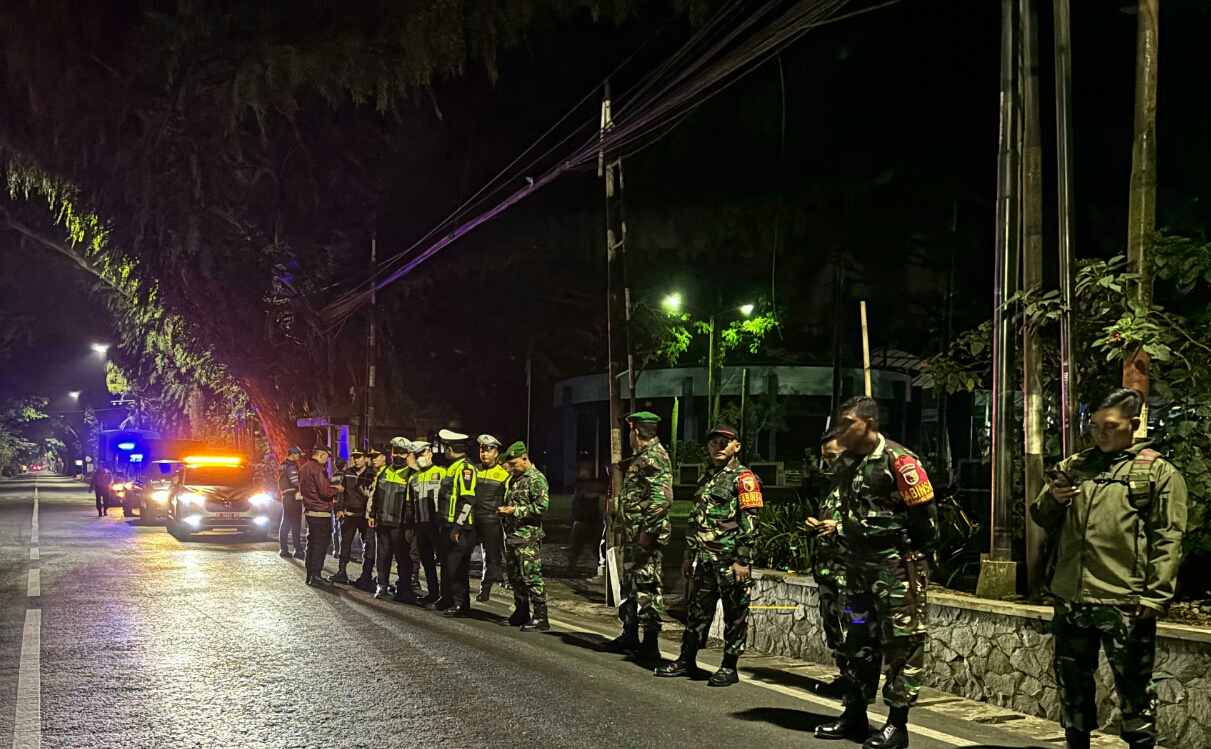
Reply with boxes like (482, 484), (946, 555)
(603, 411), (673, 662)
(814, 396), (937, 749)
(805, 433), (848, 698)
(368, 438), (419, 604)
(1031, 388), (1187, 749)
(298, 444), (342, 588)
(655, 424), (760, 688)
(331, 450), (376, 591)
(497, 442), (551, 632)
(278, 447), (305, 559)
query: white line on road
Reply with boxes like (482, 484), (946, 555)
(26, 570), (39, 598)
(28, 548), (38, 561)
(28, 523), (37, 546)
(11, 608), (41, 749)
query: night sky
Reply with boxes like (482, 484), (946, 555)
(3, 0), (1210, 450)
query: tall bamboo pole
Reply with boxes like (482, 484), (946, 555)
(1053, 0), (1079, 456)
(990, 0), (1021, 564)
(1125, 0), (1159, 437)
(1020, 0), (1046, 593)
(859, 301), (872, 397)
(830, 261), (845, 420)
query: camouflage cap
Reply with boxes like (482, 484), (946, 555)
(625, 411), (661, 424)
(500, 441), (528, 461)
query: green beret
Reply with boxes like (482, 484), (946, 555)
(501, 441), (528, 461)
(625, 411), (661, 424)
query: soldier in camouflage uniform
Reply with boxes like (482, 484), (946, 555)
(805, 435), (848, 697)
(815, 397), (937, 749)
(655, 424), (761, 688)
(1031, 389), (1187, 749)
(603, 411), (674, 661)
(497, 441), (552, 632)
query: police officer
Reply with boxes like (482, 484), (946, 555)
(278, 446), (305, 559)
(432, 429), (474, 613)
(1031, 388), (1187, 749)
(603, 412), (673, 661)
(444, 434), (509, 614)
(331, 450), (376, 591)
(406, 440), (443, 603)
(367, 438), (419, 604)
(815, 396), (937, 749)
(656, 424), (760, 687)
(806, 434), (848, 697)
(497, 442), (551, 632)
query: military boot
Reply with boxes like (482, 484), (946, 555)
(1064, 730), (1091, 749)
(500, 603), (531, 627)
(476, 582), (493, 603)
(634, 629), (661, 661)
(654, 651), (698, 678)
(520, 602), (550, 632)
(814, 701), (870, 742)
(863, 722), (908, 749)
(328, 567), (350, 584)
(602, 623), (640, 654)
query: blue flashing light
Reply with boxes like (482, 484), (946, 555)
(117, 442), (136, 450)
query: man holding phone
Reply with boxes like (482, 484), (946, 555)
(805, 433), (847, 697)
(1031, 388), (1187, 749)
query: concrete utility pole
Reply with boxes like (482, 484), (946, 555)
(365, 234), (377, 451)
(1125, 0), (1159, 437)
(979, 0), (1021, 599)
(1019, 0), (1046, 594)
(1053, 0), (1080, 457)
(601, 81), (626, 606)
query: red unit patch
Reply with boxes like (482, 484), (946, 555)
(737, 470), (763, 510)
(893, 454), (934, 506)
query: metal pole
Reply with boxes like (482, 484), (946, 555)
(1124, 0), (1158, 437)
(1020, 0), (1046, 593)
(1053, 0), (1079, 456)
(990, 0), (1021, 563)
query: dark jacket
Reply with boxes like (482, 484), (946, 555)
(335, 465), (374, 517)
(277, 459), (300, 499)
(298, 459), (339, 514)
(368, 465), (411, 527)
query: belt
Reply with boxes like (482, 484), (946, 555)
(305, 511), (332, 518)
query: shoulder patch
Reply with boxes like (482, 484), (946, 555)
(893, 454), (934, 506)
(737, 469), (763, 510)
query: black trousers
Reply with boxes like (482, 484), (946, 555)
(338, 515), (375, 580)
(375, 525), (414, 591)
(407, 522), (440, 598)
(95, 490), (107, 514)
(435, 523), (454, 602)
(279, 495), (305, 553)
(448, 519), (506, 607)
(304, 515), (333, 580)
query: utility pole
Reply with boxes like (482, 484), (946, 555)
(1125, 0), (1159, 437)
(1019, 0), (1046, 594)
(601, 81), (625, 606)
(365, 234), (377, 451)
(979, 0), (1021, 599)
(1053, 0), (1079, 457)
(830, 260), (845, 421)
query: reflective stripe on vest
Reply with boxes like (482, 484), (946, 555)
(447, 458), (478, 522)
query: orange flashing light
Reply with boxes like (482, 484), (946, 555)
(183, 455), (243, 466)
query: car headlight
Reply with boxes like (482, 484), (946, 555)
(124, 482), (134, 490)
(110, 483), (124, 492)
(249, 492), (273, 507)
(151, 490), (169, 503)
(179, 492), (206, 507)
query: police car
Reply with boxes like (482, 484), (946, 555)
(165, 456), (275, 541)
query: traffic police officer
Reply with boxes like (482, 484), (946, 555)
(1031, 388), (1187, 749)
(603, 411), (673, 661)
(497, 441), (551, 632)
(278, 446), (305, 559)
(815, 396), (938, 749)
(433, 429), (474, 613)
(656, 424), (761, 687)
(367, 437), (419, 604)
(447, 434), (509, 613)
(405, 440), (443, 604)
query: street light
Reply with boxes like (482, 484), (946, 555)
(662, 293), (682, 312)
(739, 304), (754, 316)
(91, 343), (110, 355)
(68, 391), (81, 400)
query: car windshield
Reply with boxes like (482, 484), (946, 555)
(184, 466), (253, 487)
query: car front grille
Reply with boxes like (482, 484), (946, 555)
(204, 498), (251, 512)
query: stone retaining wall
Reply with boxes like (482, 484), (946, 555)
(743, 570), (1211, 747)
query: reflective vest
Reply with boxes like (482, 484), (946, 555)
(407, 465), (445, 525)
(369, 465), (411, 527)
(439, 457), (477, 524)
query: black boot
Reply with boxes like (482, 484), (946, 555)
(602, 623), (641, 654)
(815, 700), (871, 742)
(329, 568), (350, 584)
(476, 582), (493, 603)
(500, 603), (531, 626)
(708, 653), (740, 687)
(352, 575), (375, 592)
(521, 602), (550, 632)
(654, 651), (698, 678)
(862, 707), (908, 749)
(1064, 729), (1091, 749)
(634, 629), (661, 661)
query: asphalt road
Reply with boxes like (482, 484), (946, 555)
(0, 474), (1054, 749)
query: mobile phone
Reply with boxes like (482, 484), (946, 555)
(1045, 468), (1072, 487)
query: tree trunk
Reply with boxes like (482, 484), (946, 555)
(1125, 0), (1158, 433)
(239, 376), (305, 464)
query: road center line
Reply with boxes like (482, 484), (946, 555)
(12, 608), (41, 749)
(26, 570), (39, 598)
(29, 548), (38, 561)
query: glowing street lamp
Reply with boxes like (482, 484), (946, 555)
(739, 304), (754, 316)
(68, 391), (81, 400)
(662, 293), (683, 312)
(91, 343), (110, 355)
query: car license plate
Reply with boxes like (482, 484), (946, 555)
(215, 512), (241, 519)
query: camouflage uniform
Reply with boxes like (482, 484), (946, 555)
(1031, 442), (1187, 748)
(834, 435), (938, 709)
(619, 437), (674, 633)
(812, 485), (847, 668)
(682, 457), (763, 657)
(502, 464), (550, 610)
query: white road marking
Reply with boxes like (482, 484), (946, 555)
(29, 548), (38, 561)
(544, 614), (977, 748)
(11, 609), (41, 749)
(26, 570), (39, 598)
